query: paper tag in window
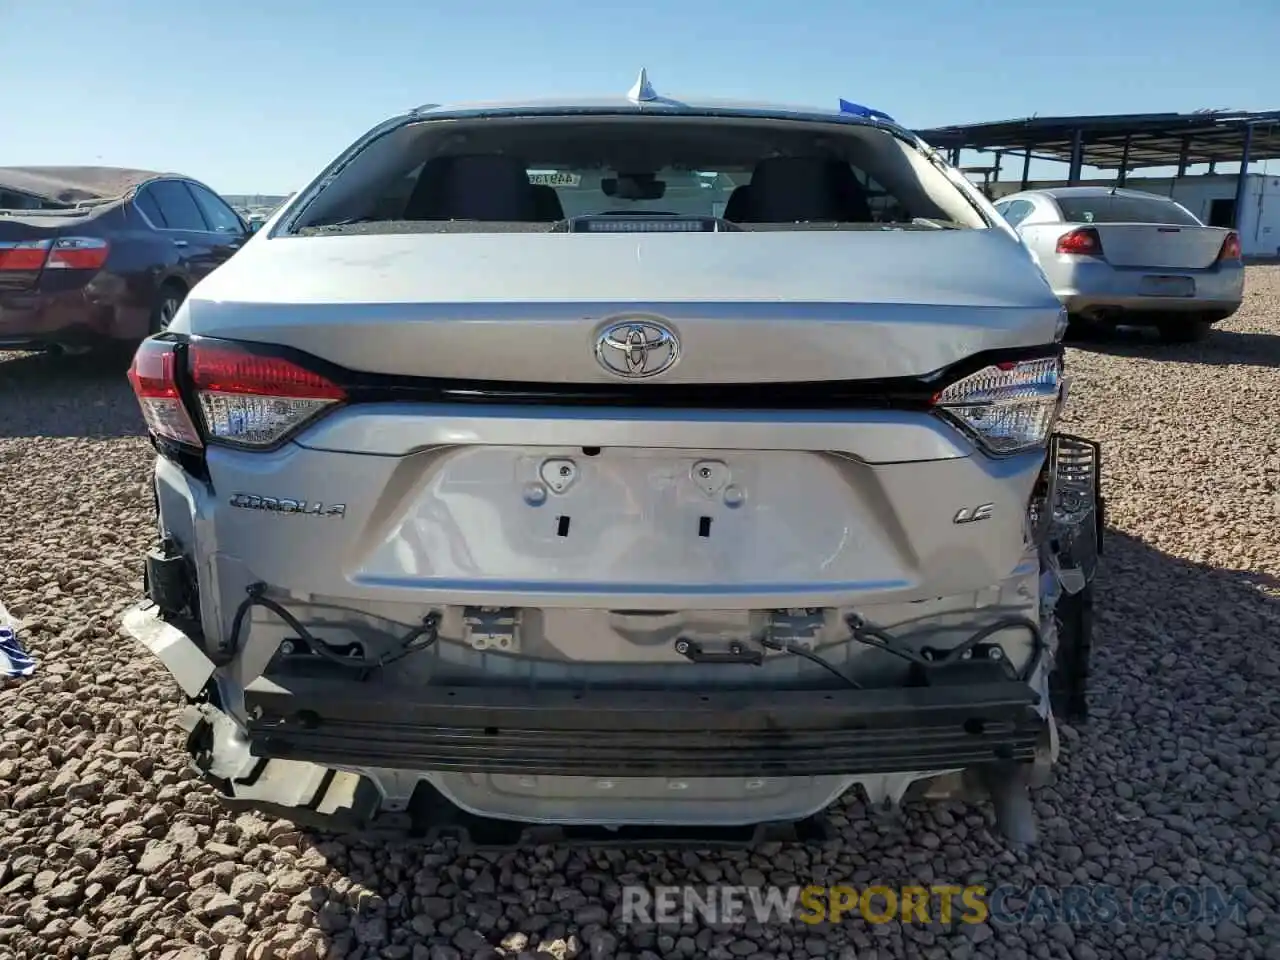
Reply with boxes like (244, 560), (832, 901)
(528, 172), (581, 187)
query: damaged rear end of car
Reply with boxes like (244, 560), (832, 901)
(122, 91), (1104, 847)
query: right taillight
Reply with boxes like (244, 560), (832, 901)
(932, 355), (1065, 456)
(1218, 231), (1242, 262)
(188, 341), (347, 449)
(1055, 227), (1103, 257)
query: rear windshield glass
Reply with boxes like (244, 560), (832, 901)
(1055, 195), (1200, 226)
(289, 115), (987, 235)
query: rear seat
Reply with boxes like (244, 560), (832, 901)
(404, 154), (541, 221)
(725, 157), (873, 223)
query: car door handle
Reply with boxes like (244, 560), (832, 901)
(173, 239), (188, 248)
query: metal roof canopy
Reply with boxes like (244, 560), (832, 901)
(917, 110), (1280, 171)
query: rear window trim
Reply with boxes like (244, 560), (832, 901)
(291, 218), (967, 238)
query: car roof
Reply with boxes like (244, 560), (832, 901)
(405, 82), (905, 135)
(1004, 186), (1178, 202)
(0, 166), (181, 204)
(418, 94), (860, 116)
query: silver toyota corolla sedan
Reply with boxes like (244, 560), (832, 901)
(121, 75), (1104, 847)
(994, 186), (1244, 342)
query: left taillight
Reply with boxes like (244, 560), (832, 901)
(127, 339), (203, 448)
(932, 355), (1065, 456)
(128, 338), (348, 451)
(188, 341), (347, 448)
(0, 236), (110, 273)
(1055, 227), (1103, 257)
(0, 239), (53, 272)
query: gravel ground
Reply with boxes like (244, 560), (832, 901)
(1, 272), (1278, 960)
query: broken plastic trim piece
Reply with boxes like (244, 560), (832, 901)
(121, 600), (214, 698)
(180, 703), (382, 831)
(1043, 434), (1103, 595)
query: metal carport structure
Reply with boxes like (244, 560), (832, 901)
(915, 110), (1280, 232)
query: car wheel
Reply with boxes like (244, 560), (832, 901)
(150, 287), (186, 335)
(1050, 583), (1093, 724)
(1157, 318), (1210, 343)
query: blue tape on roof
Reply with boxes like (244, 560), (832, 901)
(839, 99), (895, 123)
(0, 626), (35, 678)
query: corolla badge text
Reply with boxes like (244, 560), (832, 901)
(229, 493), (345, 518)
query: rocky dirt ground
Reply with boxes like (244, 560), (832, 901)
(1, 270), (1278, 960)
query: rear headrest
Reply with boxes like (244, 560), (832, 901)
(825, 161), (874, 222)
(404, 154), (538, 221)
(530, 184), (565, 222)
(740, 157), (872, 223)
(722, 184), (751, 221)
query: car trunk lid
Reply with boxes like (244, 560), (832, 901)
(1088, 223), (1230, 270)
(184, 228), (1062, 383)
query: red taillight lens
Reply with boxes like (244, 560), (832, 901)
(1218, 231), (1242, 262)
(189, 345), (347, 400)
(45, 236), (110, 271)
(1055, 227), (1103, 257)
(188, 342), (347, 448)
(0, 236), (109, 273)
(0, 239), (53, 272)
(127, 339), (203, 447)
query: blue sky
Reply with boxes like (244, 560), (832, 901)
(2, 0), (1276, 194)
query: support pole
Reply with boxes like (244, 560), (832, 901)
(1234, 123), (1254, 233)
(992, 151), (1003, 182)
(1176, 138), (1190, 177)
(1117, 136), (1131, 187)
(1068, 129), (1084, 185)
(1021, 148), (1032, 189)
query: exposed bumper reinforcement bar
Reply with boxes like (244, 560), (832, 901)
(244, 671), (1045, 778)
(180, 701), (841, 847)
